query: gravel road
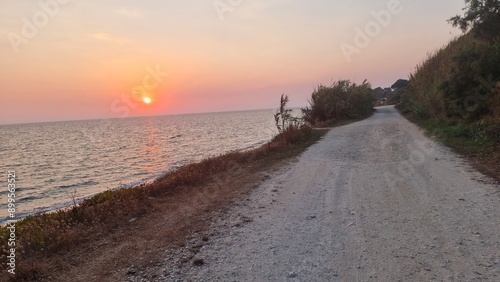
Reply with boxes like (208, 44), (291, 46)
(166, 106), (499, 281)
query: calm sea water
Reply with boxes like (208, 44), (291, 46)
(0, 109), (278, 223)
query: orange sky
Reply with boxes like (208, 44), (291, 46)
(0, 1), (465, 124)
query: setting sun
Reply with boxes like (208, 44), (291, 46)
(143, 97), (152, 104)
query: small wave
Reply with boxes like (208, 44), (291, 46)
(132, 172), (148, 177)
(124, 155), (140, 162)
(57, 184), (78, 189)
(56, 180), (98, 189)
(19, 195), (41, 202)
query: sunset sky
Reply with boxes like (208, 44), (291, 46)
(1, 0), (465, 124)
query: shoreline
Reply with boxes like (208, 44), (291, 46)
(0, 124), (330, 281)
(0, 129), (270, 227)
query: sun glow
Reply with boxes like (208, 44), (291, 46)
(143, 97), (152, 104)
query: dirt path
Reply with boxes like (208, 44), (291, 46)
(156, 106), (499, 281)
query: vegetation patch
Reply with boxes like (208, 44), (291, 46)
(397, 0), (500, 182)
(301, 80), (375, 126)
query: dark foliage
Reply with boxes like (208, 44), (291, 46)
(400, 0), (500, 147)
(301, 80), (375, 125)
(449, 0), (500, 40)
(391, 79), (409, 90)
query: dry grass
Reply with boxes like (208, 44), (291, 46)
(400, 111), (500, 185)
(0, 127), (328, 282)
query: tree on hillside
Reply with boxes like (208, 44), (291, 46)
(449, 0), (500, 39)
(391, 79), (409, 90)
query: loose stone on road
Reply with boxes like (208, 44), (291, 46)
(165, 106), (499, 281)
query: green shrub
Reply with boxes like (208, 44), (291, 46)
(301, 80), (374, 125)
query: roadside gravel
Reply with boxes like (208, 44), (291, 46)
(159, 106), (500, 281)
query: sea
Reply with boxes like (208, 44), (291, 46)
(0, 109), (280, 223)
